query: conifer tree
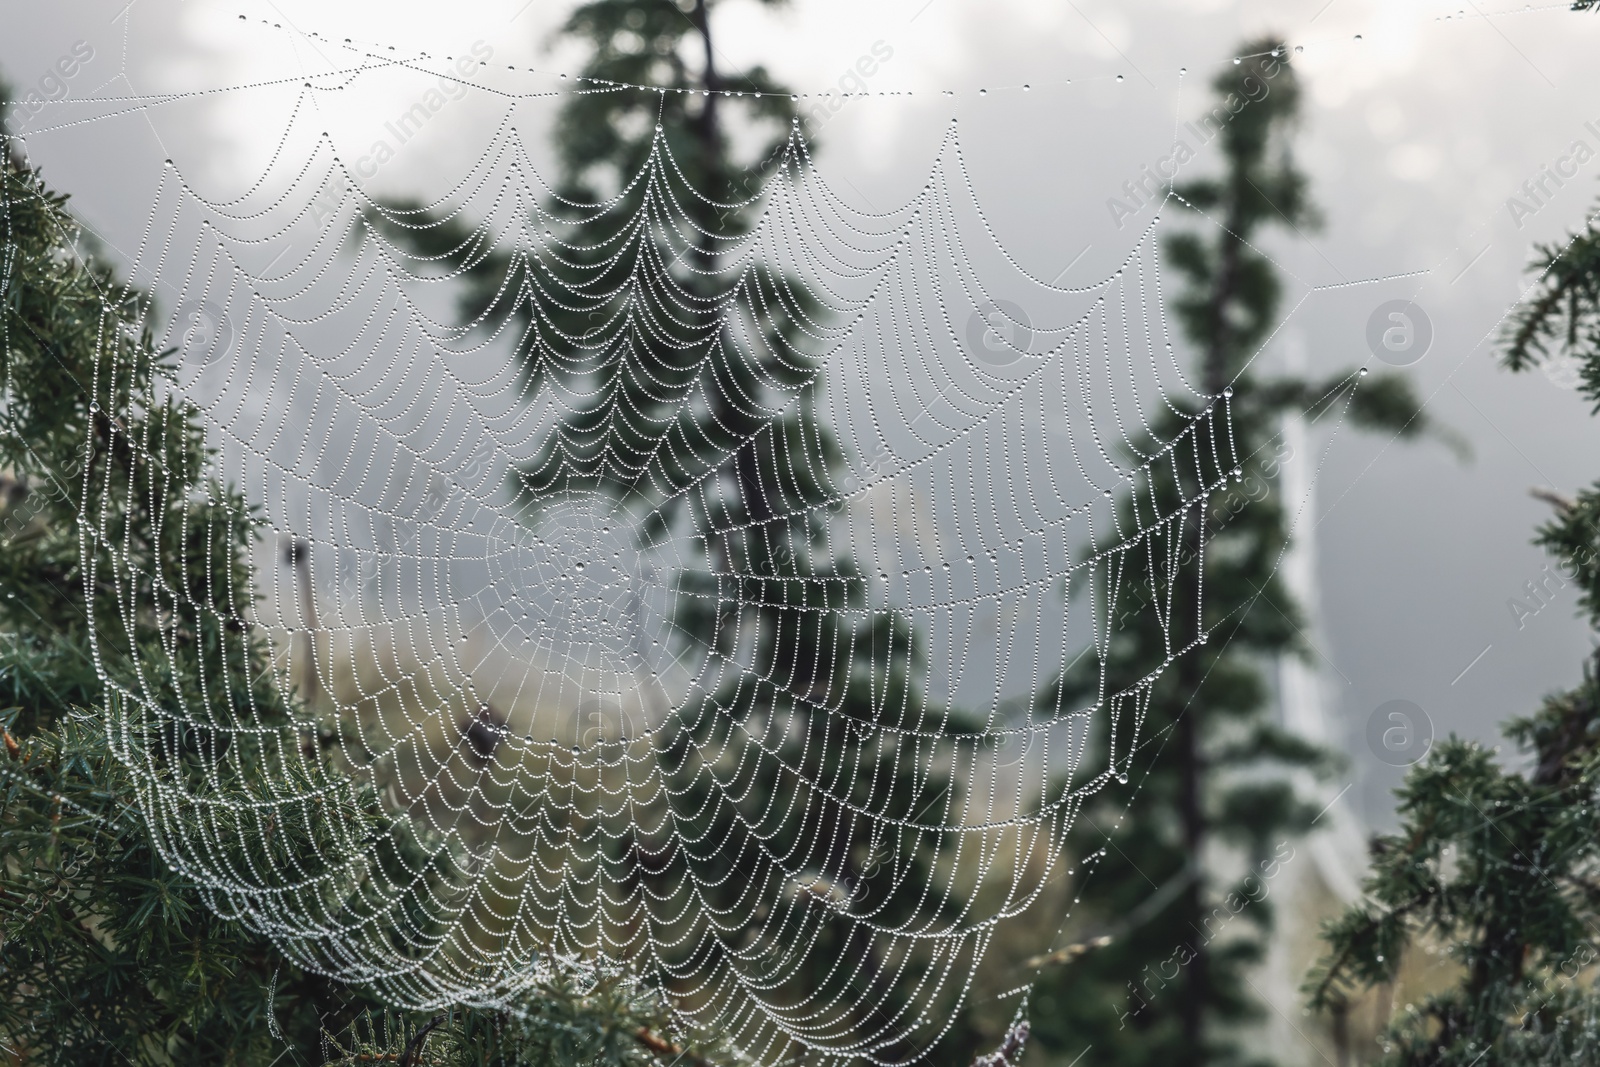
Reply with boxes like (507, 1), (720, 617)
(1307, 178), (1600, 1064)
(1026, 40), (1431, 1067)
(0, 83), (710, 1067)
(363, 1), (963, 1059)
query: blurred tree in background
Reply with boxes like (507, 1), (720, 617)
(1025, 39), (1431, 1067)
(369, 2), (971, 1060)
(0, 85), (707, 1067)
(1307, 136), (1600, 1063)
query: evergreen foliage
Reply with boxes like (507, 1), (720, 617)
(0, 93), (706, 1067)
(1307, 186), (1600, 1063)
(1027, 40), (1431, 1067)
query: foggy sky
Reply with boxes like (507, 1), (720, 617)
(6, 0), (1600, 830)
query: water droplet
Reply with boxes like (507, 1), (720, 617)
(1359, 367), (1370, 376)
(1115, 74), (1124, 83)
(654, 124), (662, 132)
(1222, 385), (1234, 398)
(1233, 57), (1242, 65)
(978, 88), (988, 96)
(1179, 67), (1187, 75)
(1022, 84), (1031, 91)
(1295, 44), (1304, 53)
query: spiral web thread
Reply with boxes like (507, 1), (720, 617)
(54, 53), (1256, 1066)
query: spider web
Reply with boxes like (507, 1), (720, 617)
(57, 37), (1253, 1065)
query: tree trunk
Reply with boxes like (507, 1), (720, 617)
(1176, 192), (1246, 1056)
